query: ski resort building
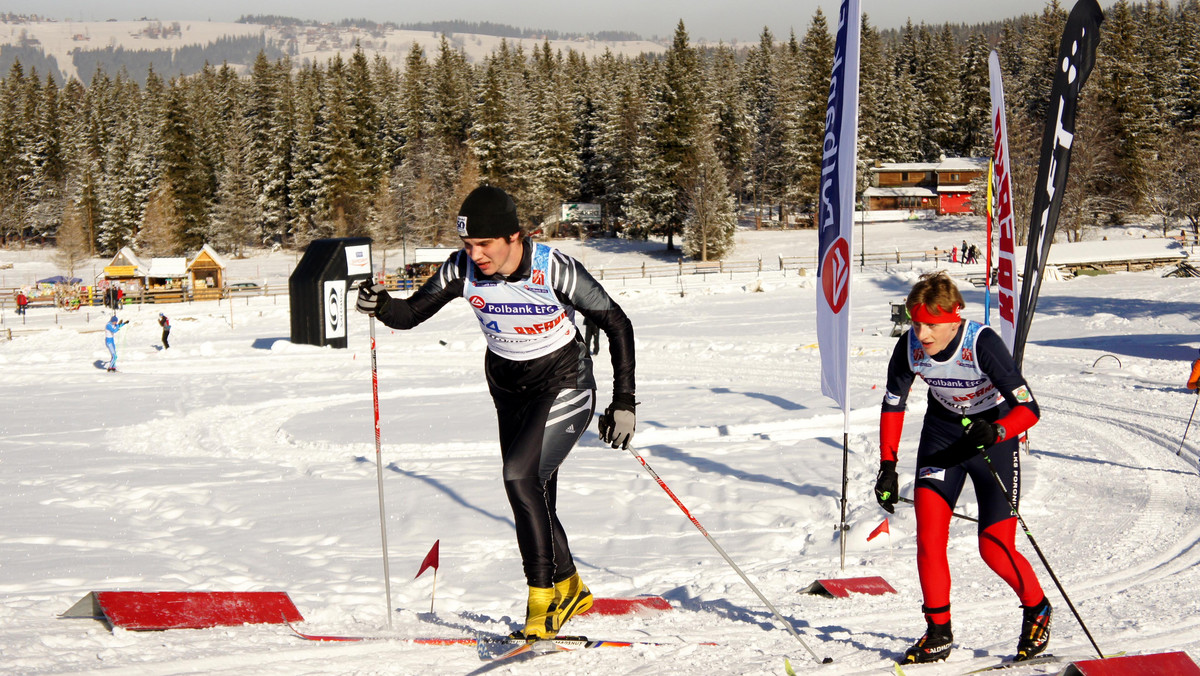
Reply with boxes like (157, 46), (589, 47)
(863, 157), (987, 216)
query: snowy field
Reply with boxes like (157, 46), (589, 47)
(2, 218), (1200, 675)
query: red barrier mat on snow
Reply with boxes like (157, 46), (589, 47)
(802, 576), (896, 598)
(581, 596), (672, 616)
(1063, 651), (1200, 676)
(61, 591), (303, 631)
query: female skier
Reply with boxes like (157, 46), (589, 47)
(874, 271), (1051, 664)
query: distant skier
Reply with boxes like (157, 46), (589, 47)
(158, 313), (171, 349)
(874, 271), (1050, 664)
(104, 315), (129, 371)
(356, 185), (636, 642)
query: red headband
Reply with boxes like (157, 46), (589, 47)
(910, 303), (962, 324)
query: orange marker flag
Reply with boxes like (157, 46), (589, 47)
(416, 540), (439, 578)
(867, 518), (889, 542)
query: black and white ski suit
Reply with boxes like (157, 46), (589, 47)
(374, 238), (635, 588)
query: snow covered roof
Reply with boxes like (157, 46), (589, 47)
(144, 257), (188, 278)
(935, 157), (987, 172)
(108, 246), (146, 271)
(936, 184), (978, 193)
(189, 243), (229, 270)
(870, 157), (987, 173)
(870, 162), (934, 172)
(863, 186), (938, 197)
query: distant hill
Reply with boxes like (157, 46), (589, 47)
(0, 16), (667, 84)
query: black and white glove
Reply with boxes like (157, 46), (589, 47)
(356, 281), (390, 315)
(874, 460), (899, 513)
(598, 393), (636, 449)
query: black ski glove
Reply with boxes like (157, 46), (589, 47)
(598, 393), (636, 449)
(962, 419), (1003, 449)
(874, 460), (899, 513)
(356, 280), (390, 315)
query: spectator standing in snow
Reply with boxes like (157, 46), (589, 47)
(158, 313), (171, 349)
(874, 271), (1051, 665)
(104, 315), (129, 371)
(356, 185), (636, 642)
(16, 290), (28, 315)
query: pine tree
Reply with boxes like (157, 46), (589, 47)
(706, 43), (750, 207)
(211, 110), (258, 256)
(957, 34), (993, 157)
(525, 42), (580, 233)
(28, 72), (66, 240)
(319, 53), (367, 237)
(590, 52), (643, 233)
(744, 27), (783, 223)
(289, 64), (327, 246)
(158, 82), (210, 251)
(683, 121), (737, 261)
(1175, 0), (1200, 130)
(1094, 0), (1155, 210)
(793, 10), (834, 211)
(645, 21), (703, 250)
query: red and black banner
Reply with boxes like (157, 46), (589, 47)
(1012, 0), (1104, 368)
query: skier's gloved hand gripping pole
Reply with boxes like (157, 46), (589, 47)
(934, 417), (1105, 660)
(605, 411), (831, 665)
(357, 280), (394, 629)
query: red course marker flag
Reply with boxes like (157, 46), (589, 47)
(416, 540), (439, 579)
(867, 519), (889, 542)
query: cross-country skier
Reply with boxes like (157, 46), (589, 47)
(355, 185), (636, 641)
(874, 271), (1051, 664)
(158, 313), (171, 349)
(104, 315), (129, 371)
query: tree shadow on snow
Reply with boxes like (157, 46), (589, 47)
(1034, 333), (1200, 362)
(1028, 448), (1196, 477)
(642, 444), (839, 499)
(710, 386), (806, 411)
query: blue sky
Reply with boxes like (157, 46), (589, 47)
(10, 1), (1115, 43)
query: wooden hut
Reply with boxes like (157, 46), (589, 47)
(188, 244), (229, 301)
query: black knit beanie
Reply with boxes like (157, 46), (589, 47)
(457, 186), (520, 238)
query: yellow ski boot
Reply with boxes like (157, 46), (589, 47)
(551, 572), (593, 634)
(514, 585), (557, 641)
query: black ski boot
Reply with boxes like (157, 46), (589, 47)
(1015, 597), (1052, 661)
(902, 619), (953, 664)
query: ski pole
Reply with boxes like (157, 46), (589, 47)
(624, 446), (832, 664)
(979, 454), (1103, 659)
(368, 314), (394, 629)
(955, 418), (1103, 660)
(897, 495), (977, 523)
(1176, 390), (1199, 457)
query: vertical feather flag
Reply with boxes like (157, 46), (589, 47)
(816, 0), (861, 572)
(989, 50), (1019, 354)
(1013, 0), (1104, 367)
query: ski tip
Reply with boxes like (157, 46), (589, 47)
(784, 657), (797, 676)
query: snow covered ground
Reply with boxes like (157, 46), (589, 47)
(2, 217), (1199, 675)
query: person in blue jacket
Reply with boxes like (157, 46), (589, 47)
(104, 315), (129, 371)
